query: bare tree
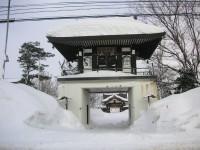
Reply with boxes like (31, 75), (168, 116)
(131, 0), (200, 95)
(133, 0), (200, 78)
(151, 48), (177, 97)
(32, 71), (58, 98)
(90, 93), (103, 108)
(59, 59), (78, 76)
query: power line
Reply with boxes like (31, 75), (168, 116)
(0, 3), (128, 13)
(1, 13), (200, 23)
(0, 4), (199, 16)
(0, 6), (131, 16)
(0, 2), (131, 10)
(0, 1), (133, 8)
(1, 3), (199, 14)
(0, 0), (200, 8)
(0, 0), (199, 22)
(0, 0), (199, 18)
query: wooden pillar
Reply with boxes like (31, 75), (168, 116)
(116, 46), (122, 71)
(92, 47), (98, 71)
(78, 50), (83, 73)
(131, 49), (137, 74)
(87, 105), (89, 124)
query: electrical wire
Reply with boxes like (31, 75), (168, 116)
(0, 0), (199, 21)
(0, 3), (199, 16)
(0, 3), (128, 13)
(0, 1), (135, 8)
(0, 6), (131, 16)
(0, 0), (199, 8)
(1, 12), (199, 23)
(1, 2), (198, 13)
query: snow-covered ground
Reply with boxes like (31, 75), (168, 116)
(1, 80), (200, 150)
(90, 108), (129, 129)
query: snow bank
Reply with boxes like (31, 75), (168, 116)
(47, 17), (164, 37)
(131, 87), (200, 132)
(0, 81), (83, 130)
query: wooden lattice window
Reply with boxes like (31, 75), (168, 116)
(97, 47), (117, 68)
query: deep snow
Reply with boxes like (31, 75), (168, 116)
(1, 80), (200, 150)
(132, 87), (200, 133)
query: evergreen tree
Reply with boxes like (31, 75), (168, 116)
(17, 41), (54, 86)
(175, 69), (199, 93)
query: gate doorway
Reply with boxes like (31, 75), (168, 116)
(89, 92), (130, 129)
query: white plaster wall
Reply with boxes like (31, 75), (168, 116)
(58, 83), (84, 121)
(58, 78), (158, 125)
(133, 84), (149, 121)
(132, 82), (158, 121)
(57, 85), (66, 109)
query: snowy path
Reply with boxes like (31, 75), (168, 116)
(90, 109), (129, 129)
(1, 127), (200, 150)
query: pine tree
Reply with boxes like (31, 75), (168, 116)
(17, 41), (55, 86)
(175, 69), (199, 93)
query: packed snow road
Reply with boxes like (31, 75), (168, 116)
(1, 128), (200, 150)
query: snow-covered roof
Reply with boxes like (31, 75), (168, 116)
(102, 94), (128, 102)
(47, 17), (164, 37)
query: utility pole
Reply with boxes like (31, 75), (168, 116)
(2, 0), (11, 79)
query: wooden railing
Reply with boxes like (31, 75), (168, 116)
(61, 67), (155, 76)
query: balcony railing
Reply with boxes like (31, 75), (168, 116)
(61, 67), (154, 76)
